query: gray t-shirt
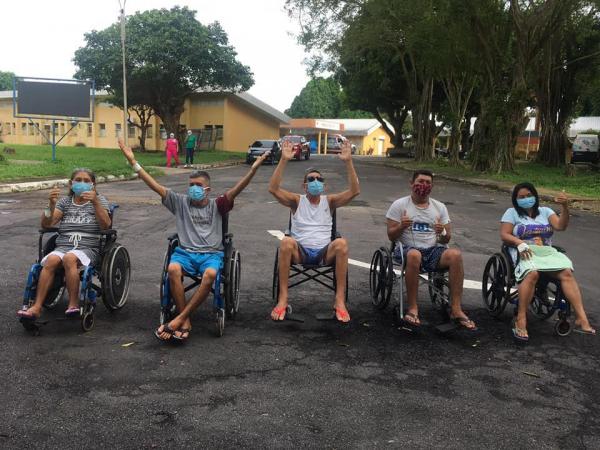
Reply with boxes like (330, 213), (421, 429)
(386, 195), (450, 248)
(55, 195), (110, 251)
(162, 189), (233, 253)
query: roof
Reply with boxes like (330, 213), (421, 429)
(321, 118), (393, 136)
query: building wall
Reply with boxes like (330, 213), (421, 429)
(344, 128), (393, 155)
(223, 96), (280, 152)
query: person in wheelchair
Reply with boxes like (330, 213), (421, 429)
(17, 168), (111, 320)
(118, 139), (269, 341)
(500, 182), (595, 341)
(269, 139), (360, 323)
(386, 169), (476, 330)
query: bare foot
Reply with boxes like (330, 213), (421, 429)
(333, 301), (350, 323)
(271, 300), (288, 320)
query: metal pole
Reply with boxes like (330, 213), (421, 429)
(120, 0), (128, 146)
(52, 119), (56, 161)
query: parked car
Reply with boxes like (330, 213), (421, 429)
(435, 147), (469, 160)
(571, 134), (600, 164)
(281, 135), (310, 160)
(322, 134), (356, 154)
(246, 139), (280, 165)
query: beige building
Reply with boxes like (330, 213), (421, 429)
(0, 90), (289, 152)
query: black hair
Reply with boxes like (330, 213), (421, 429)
(304, 167), (322, 183)
(411, 169), (434, 182)
(69, 167), (96, 196)
(511, 182), (540, 218)
(190, 170), (211, 184)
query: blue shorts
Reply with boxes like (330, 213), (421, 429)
(393, 244), (446, 273)
(170, 247), (223, 277)
(298, 243), (329, 266)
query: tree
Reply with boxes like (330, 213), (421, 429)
(74, 6), (253, 145)
(0, 71), (15, 91)
(285, 77), (342, 117)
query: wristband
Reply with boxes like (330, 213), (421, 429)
(517, 243), (529, 253)
(132, 162), (142, 173)
(441, 228), (447, 237)
(44, 207), (52, 218)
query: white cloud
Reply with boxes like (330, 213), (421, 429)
(0, 0), (309, 112)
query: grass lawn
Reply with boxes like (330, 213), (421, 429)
(384, 158), (600, 199)
(0, 144), (245, 183)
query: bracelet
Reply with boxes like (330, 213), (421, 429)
(44, 207), (52, 218)
(132, 162), (142, 173)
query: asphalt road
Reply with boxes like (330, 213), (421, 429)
(1, 156), (599, 449)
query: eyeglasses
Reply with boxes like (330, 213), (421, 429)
(306, 176), (324, 183)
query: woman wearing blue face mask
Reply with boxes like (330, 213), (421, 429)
(500, 182), (595, 341)
(17, 168), (111, 321)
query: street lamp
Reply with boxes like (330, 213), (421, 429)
(119, 0), (128, 146)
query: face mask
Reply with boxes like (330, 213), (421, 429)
(72, 182), (92, 197)
(188, 185), (206, 201)
(412, 183), (432, 197)
(307, 180), (324, 196)
(517, 196), (536, 209)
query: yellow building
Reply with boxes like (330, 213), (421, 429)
(0, 90), (289, 152)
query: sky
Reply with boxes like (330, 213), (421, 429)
(0, 0), (310, 112)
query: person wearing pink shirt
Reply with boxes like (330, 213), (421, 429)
(165, 132), (180, 168)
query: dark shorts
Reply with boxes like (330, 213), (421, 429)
(298, 243), (329, 266)
(170, 247), (223, 277)
(393, 244), (446, 273)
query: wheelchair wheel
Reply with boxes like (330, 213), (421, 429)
(272, 248), (279, 304)
(428, 272), (450, 319)
(369, 247), (394, 310)
(482, 253), (510, 317)
(43, 269), (65, 310)
(555, 319), (572, 337)
(530, 278), (560, 320)
(81, 311), (94, 332)
(215, 309), (225, 337)
(101, 244), (131, 311)
(225, 250), (241, 319)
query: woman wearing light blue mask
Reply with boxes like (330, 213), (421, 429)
(17, 168), (111, 322)
(499, 182), (595, 342)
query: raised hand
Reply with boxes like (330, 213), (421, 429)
(252, 150), (271, 170)
(48, 186), (60, 207)
(554, 190), (569, 206)
(401, 211), (413, 231)
(281, 140), (294, 161)
(339, 139), (352, 161)
(434, 216), (444, 235)
(118, 138), (135, 163)
(80, 189), (97, 203)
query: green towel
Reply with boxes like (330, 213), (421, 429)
(515, 245), (573, 282)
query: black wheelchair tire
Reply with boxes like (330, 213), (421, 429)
(43, 270), (65, 310)
(555, 319), (572, 337)
(215, 309), (225, 337)
(225, 250), (241, 319)
(81, 311), (94, 332)
(482, 253), (511, 317)
(529, 278), (561, 320)
(369, 247), (394, 310)
(101, 244), (131, 311)
(428, 272), (450, 319)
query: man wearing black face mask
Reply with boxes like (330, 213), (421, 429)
(385, 169), (476, 331)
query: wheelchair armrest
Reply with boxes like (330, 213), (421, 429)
(284, 230), (291, 237)
(39, 228), (59, 234)
(99, 229), (117, 237)
(168, 233), (179, 241)
(553, 245), (566, 254)
(334, 232), (342, 239)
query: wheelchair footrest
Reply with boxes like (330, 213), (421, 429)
(284, 313), (305, 323)
(434, 322), (458, 334)
(315, 311), (337, 321)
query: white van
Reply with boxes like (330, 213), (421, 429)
(571, 134), (600, 164)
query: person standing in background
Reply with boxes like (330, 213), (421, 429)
(165, 132), (180, 168)
(184, 130), (197, 168)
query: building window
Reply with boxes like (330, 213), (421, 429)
(21, 123), (27, 135)
(87, 123), (93, 137)
(3, 122), (9, 135)
(11, 123), (16, 135)
(98, 123), (106, 137)
(44, 124), (52, 136)
(159, 124), (167, 140)
(146, 124), (153, 138)
(215, 125), (223, 140)
(128, 124), (136, 139)
(59, 123), (65, 135)
(115, 123), (122, 138)
(29, 123), (36, 136)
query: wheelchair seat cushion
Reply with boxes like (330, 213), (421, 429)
(169, 247), (224, 277)
(514, 244), (573, 283)
(393, 244), (447, 273)
(298, 242), (329, 267)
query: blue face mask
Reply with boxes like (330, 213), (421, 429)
(307, 180), (324, 196)
(517, 196), (536, 209)
(188, 185), (206, 201)
(72, 182), (92, 197)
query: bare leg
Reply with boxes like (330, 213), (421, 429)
(63, 253), (81, 310)
(271, 237), (302, 320)
(156, 263), (191, 339)
(438, 248), (475, 329)
(553, 269), (594, 332)
(167, 269), (216, 332)
(404, 249), (422, 324)
(22, 255), (62, 317)
(515, 270), (540, 338)
(324, 238), (350, 322)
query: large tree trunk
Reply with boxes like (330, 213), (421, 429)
(413, 78), (434, 161)
(374, 108), (408, 151)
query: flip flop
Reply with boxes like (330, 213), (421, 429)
(271, 306), (287, 321)
(334, 307), (351, 323)
(65, 307), (80, 318)
(573, 327), (596, 335)
(450, 316), (478, 332)
(172, 327), (191, 341)
(512, 326), (529, 343)
(17, 309), (38, 320)
(154, 324), (176, 341)
(402, 312), (421, 328)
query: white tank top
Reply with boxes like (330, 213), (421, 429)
(291, 195), (333, 249)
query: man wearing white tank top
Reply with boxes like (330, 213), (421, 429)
(268, 139), (360, 322)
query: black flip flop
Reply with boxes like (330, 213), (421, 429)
(154, 324), (176, 341)
(450, 316), (478, 332)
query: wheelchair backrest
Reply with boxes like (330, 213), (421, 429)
(286, 208), (338, 241)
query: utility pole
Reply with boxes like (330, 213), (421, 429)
(119, 0), (128, 145)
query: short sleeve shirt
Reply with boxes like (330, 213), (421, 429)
(185, 134), (197, 149)
(386, 196), (450, 248)
(162, 190), (233, 252)
(500, 206), (556, 246)
(55, 195), (110, 250)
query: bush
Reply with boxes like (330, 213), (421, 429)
(74, 142), (87, 147)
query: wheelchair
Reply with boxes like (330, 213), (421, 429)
(369, 242), (454, 331)
(481, 244), (572, 336)
(20, 205), (131, 334)
(159, 213), (241, 337)
(271, 210), (348, 321)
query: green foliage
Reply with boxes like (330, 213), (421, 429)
(0, 70), (15, 91)
(285, 77), (341, 118)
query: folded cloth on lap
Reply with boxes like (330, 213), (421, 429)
(515, 245), (573, 282)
